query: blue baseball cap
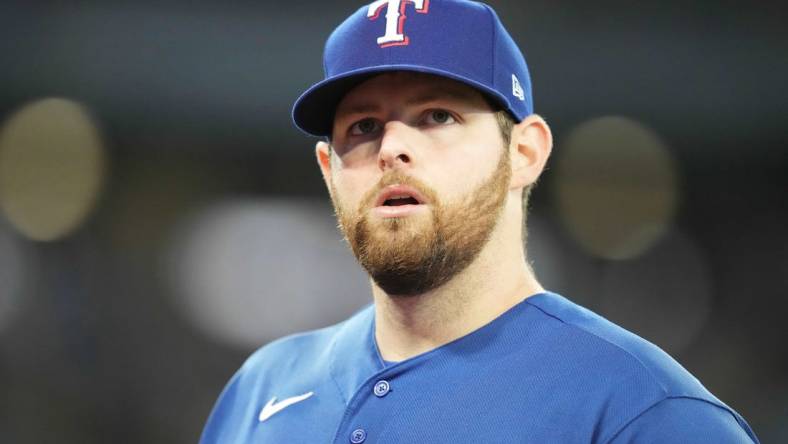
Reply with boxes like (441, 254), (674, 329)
(292, 0), (533, 137)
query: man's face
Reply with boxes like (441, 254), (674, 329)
(325, 72), (511, 296)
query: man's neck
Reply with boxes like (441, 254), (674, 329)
(372, 216), (544, 362)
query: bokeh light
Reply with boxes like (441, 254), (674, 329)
(554, 116), (680, 260)
(164, 198), (370, 350)
(0, 98), (106, 241)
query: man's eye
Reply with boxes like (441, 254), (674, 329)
(349, 118), (380, 136)
(424, 110), (456, 125)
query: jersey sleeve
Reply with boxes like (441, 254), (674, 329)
(199, 369), (244, 444)
(607, 396), (759, 444)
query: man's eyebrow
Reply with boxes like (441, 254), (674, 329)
(404, 88), (481, 106)
(336, 102), (381, 118)
(337, 87), (482, 119)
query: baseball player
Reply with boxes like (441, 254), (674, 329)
(201, 1), (759, 442)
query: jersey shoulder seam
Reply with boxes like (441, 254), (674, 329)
(523, 298), (670, 395)
(602, 395), (744, 444)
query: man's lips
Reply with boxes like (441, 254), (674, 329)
(370, 184), (429, 219)
(374, 185), (428, 208)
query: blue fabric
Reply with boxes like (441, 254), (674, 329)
(292, 0), (533, 137)
(608, 397), (756, 443)
(200, 292), (759, 443)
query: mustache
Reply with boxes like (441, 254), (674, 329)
(359, 172), (438, 211)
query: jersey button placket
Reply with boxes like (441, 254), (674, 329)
(373, 380), (391, 397)
(350, 428), (367, 443)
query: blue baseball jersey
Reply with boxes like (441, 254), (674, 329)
(200, 292), (759, 443)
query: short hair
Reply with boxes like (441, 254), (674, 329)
(493, 109), (533, 245)
(494, 108), (515, 148)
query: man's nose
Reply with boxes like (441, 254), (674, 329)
(378, 121), (414, 171)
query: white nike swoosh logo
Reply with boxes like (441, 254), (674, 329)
(258, 392), (314, 422)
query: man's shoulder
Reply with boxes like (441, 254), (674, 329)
(238, 304), (374, 381)
(520, 292), (758, 442)
(523, 292), (713, 399)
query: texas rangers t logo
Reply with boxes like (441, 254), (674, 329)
(367, 0), (430, 47)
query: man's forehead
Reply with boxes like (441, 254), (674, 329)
(335, 72), (488, 116)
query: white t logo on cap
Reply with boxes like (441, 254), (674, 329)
(368, 0), (430, 47)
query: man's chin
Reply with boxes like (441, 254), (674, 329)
(356, 216), (436, 260)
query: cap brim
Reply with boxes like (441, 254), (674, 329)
(291, 64), (512, 137)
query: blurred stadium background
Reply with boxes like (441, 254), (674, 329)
(0, 1), (786, 442)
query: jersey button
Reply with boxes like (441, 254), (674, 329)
(373, 380), (391, 397)
(350, 428), (367, 443)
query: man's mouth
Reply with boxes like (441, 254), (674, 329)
(372, 185), (429, 218)
(383, 195), (420, 206)
(375, 185), (427, 208)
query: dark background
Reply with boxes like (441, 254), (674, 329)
(0, 1), (786, 442)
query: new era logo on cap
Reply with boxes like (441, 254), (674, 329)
(368, 0), (430, 47)
(512, 74), (525, 101)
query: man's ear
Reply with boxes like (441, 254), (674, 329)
(509, 114), (553, 190)
(316, 141), (333, 195)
